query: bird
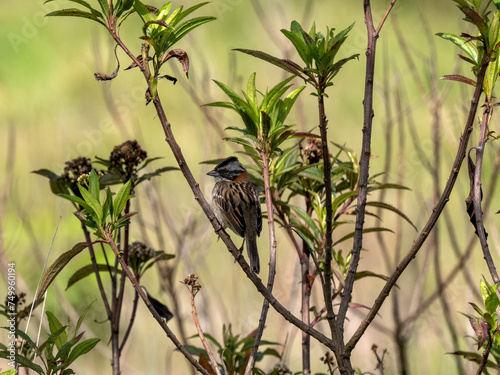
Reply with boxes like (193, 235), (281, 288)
(207, 156), (262, 274)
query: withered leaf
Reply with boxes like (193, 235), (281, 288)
(163, 49), (190, 78)
(94, 45), (120, 81)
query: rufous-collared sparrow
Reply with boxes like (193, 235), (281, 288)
(207, 156), (262, 274)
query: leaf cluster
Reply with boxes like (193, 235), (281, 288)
(452, 278), (500, 371)
(236, 20), (359, 96)
(438, 0), (500, 99)
(266, 144), (413, 272)
(184, 324), (280, 375)
(135, 1), (214, 62)
(58, 170), (135, 237)
(0, 307), (99, 375)
(205, 73), (305, 156)
(45, 0), (135, 28)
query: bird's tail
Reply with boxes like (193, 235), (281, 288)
(246, 236), (260, 274)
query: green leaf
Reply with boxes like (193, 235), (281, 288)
(57, 193), (93, 213)
(45, 0), (104, 18)
(480, 278), (489, 302)
(354, 270), (390, 283)
(2, 327), (43, 359)
(45, 9), (106, 26)
(0, 369), (16, 375)
(223, 137), (254, 148)
(333, 227), (394, 246)
(55, 331), (84, 362)
(113, 180), (132, 217)
(32, 169), (71, 195)
(261, 76), (295, 111)
(137, 156), (164, 171)
(74, 302), (95, 339)
(95, 0), (109, 16)
(436, 33), (478, 64)
(202, 101), (237, 110)
(67, 338), (100, 366)
(46, 311), (68, 351)
(469, 302), (484, 316)
(365, 201), (417, 231)
(449, 350), (497, 368)
(78, 184), (103, 223)
(36, 243), (88, 305)
(133, 0), (154, 23)
(66, 264), (116, 290)
(484, 284), (500, 315)
(102, 188), (113, 221)
(234, 48), (307, 79)
(494, 0), (500, 10)
(89, 169), (100, 200)
(247, 72), (257, 110)
(0, 352), (44, 374)
(167, 2), (209, 26)
(282, 21), (311, 66)
(43, 325), (67, 361)
(291, 225), (317, 252)
(484, 49), (500, 98)
(458, 6), (489, 43)
(212, 79), (257, 121)
(289, 205), (321, 241)
(332, 191), (358, 216)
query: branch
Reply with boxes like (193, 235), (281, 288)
(106, 28), (333, 356)
(185, 275), (221, 375)
(476, 332), (493, 375)
(81, 223), (112, 319)
(102, 231), (211, 375)
(149, 94), (333, 349)
(338, 0), (397, 336)
(119, 289), (139, 353)
(345, 49), (490, 355)
(244, 152), (278, 374)
(473, 105), (499, 283)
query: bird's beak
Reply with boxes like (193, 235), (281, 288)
(207, 169), (218, 177)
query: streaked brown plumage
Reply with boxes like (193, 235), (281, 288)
(207, 157), (262, 273)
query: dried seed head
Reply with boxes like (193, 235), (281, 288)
(62, 157), (93, 184)
(109, 140), (147, 179)
(129, 241), (155, 262)
(302, 138), (323, 164)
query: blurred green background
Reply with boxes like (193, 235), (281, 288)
(2, 0), (500, 373)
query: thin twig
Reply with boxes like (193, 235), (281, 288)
(476, 332), (493, 375)
(82, 224), (112, 319)
(102, 232), (211, 375)
(339, 0), (397, 356)
(185, 275), (221, 375)
(345, 46), (491, 355)
(119, 290), (139, 353)
(244, 151), (278, 375)
(473, 105), (499, 283)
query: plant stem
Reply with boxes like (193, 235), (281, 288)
(473, 104), (499, 283)
(317, 90), (336, 335)
(476, 333), (493, 375)
(119, 289), (139, 353)
(244, 151), (278, 375)
(345, 43), (490, 355)
(109, 30), (333, 354)
(336, 3), (394, 370)
(190, 290), (221, 375)
(102, 231), (211, 375)
(151, 95), (334, 349)
(301, 245), (311, 375)
(82, 223), (112, 319)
